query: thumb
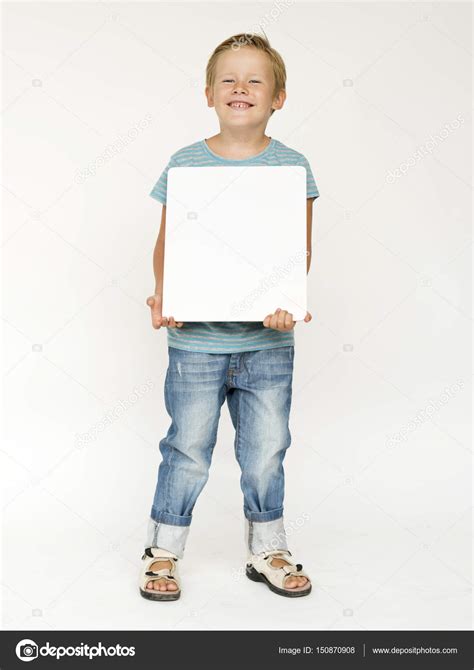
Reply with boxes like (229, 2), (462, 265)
(147, 294), (162, 309)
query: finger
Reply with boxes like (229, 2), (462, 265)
(270, 311), (280, 330)
(271, 307), (282, 329)
(148, 297), (162, 329)
(263, 314), (272, 328)
(147, 295), (161, 319)
(277, 309), (288, 330)
(177, 322), (184, 328)
(152, 306), (163, 327)
(304, 311), (312, 322)
(284, 312), (293, 329)
(278, 309), (288, 330)
(169, 316), (176, 328)
(161, 316), (169, 327)
(147, 294), (161, 308)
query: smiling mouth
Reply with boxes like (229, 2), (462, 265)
(227, 102), (254, 110)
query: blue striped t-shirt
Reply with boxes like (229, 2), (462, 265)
(149, 137), (319, 354)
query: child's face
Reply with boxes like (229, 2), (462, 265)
(205, 46), (286, 129)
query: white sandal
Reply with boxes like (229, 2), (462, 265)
(246, 549), (312, 598)
(139, 547), (181, 601)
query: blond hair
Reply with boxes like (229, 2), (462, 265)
(206, 33), (286, 116)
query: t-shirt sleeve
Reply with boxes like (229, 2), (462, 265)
(300, 155), (320, 199)
(149, 155), (178, 205)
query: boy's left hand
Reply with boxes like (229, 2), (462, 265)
(263, 308), (312, 331)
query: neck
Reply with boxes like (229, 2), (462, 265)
(207, 130), (271, 157)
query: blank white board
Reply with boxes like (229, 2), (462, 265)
(163, 166), (307, 321)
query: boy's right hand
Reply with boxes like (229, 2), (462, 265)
(146, 293), (184, 329)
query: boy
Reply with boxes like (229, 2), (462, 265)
(139, 33), (319, 601)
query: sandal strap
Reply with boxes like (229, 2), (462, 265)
(281, 564), (303, 576)
(263, 550), (303, 572)
(248, 549), (310, 587)
(145, 574), (176, 583)
(145, 568), (175, 578)
(260, 549), (293, 560)
(141, 547), (179, 580)
(143, 547), (178, 561)
(140, 550), (181, 591)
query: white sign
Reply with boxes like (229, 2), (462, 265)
(163, 166), (307, 321)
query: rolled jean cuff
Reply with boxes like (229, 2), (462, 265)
(245, 516), (288, 555)
(244, 506), (284, 523)
(145, 517), (190, 559)
(151, 509), (192, 526)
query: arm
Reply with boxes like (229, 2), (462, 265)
(153, 204), (166, 295)
(147, 205), (183, 329)
(306, 197), (315, 274)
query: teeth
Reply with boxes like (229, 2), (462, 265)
(229, 102), (251, 108)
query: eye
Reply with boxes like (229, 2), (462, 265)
(222, 79), (261, 83)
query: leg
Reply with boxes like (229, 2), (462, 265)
(228, 346), (309, 590)
(148, 347), (228, 558)
(226, 346), (294, 553)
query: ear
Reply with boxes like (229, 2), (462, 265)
(205, 85), (214, 108)
(271, 88), (286, 112)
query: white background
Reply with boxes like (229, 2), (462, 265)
(2, 1), (472, 631)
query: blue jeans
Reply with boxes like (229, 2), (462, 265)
(146, 345), (294, 558)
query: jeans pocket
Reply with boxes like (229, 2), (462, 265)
(167, 346), (224, 382)
(246, 346), (294, 389)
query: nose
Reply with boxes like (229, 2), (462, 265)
(232, 82), (248, 95)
